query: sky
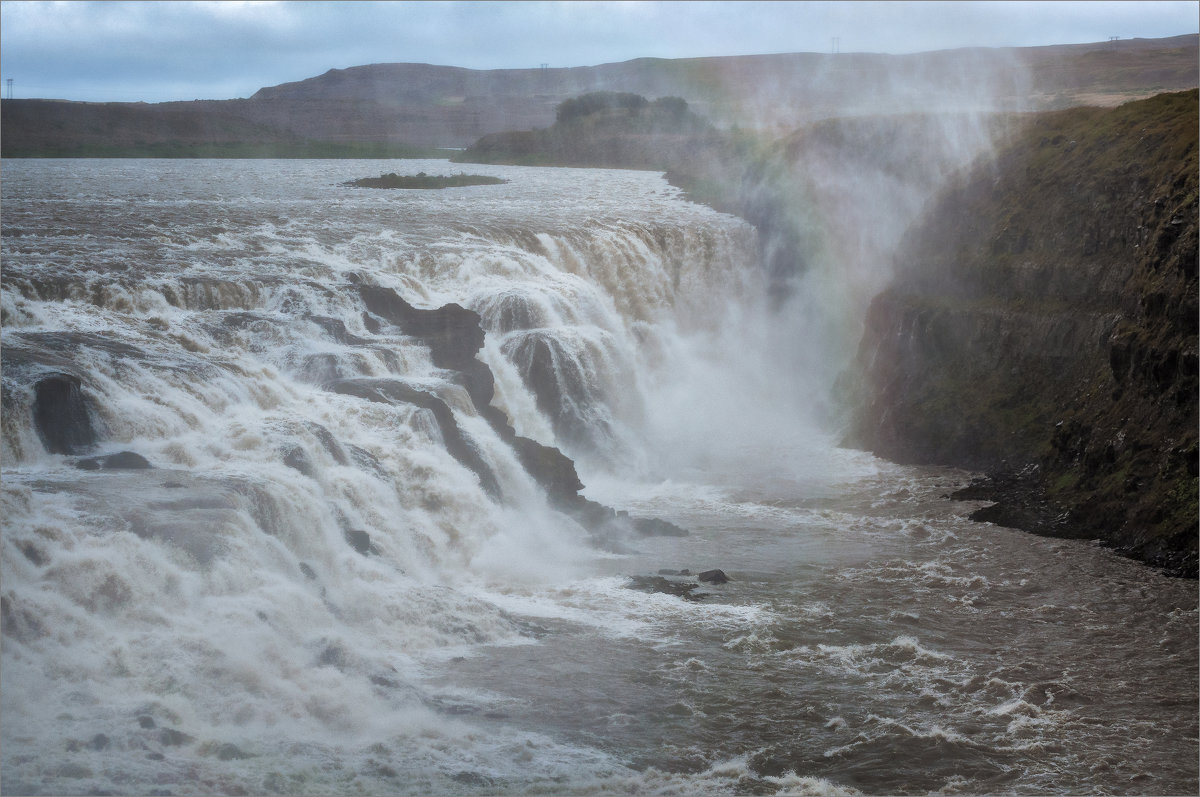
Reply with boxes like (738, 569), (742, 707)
(1, 1), (1196, 103)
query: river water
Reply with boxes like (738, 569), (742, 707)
(1, 159), (1195, 796)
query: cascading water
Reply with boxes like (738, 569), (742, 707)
(2, 159), (1195, 796)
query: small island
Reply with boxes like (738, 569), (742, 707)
(343, 171), (507, 189)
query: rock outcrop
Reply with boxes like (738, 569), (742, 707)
(32, 372), (99, 455)
(346, 283), (687, 541)
(848, 90), (1198, 576)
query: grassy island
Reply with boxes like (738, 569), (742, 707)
(344, 171), (507, 189)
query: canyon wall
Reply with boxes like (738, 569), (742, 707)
(848, 90), (1198, 576)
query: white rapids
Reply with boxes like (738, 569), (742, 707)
(1, 159), (1195, 796)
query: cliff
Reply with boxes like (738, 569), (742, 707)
(848, 90), (1198, 576)
(3, 36), (1195, 157)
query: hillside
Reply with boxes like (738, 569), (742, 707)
(2, 35), (1195, 157)
(847, 90), (1198, 576)
(455, 92), (717, 168)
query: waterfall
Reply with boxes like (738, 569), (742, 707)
(0, 159), (779, 791)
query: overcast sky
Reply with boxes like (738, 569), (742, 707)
(1, 1), (1196, 103)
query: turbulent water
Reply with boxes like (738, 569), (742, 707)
(1, 159), (1196, 796)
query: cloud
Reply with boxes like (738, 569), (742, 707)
(1, 1), (1196, 102)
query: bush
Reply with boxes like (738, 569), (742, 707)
(556, 92), (649, 123)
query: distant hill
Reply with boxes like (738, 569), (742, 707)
(2, 35), (1195, 157)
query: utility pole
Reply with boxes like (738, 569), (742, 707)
(5, 79), (12, 100)
(831, 37), (840, 55)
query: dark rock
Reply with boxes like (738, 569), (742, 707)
(318, 644), (347, 668)
(307, 422), (349, 466)
(282, 446), (314, 476)
(329, 378), (501, 499)
(33, 373), (98, 455)
(357, 285), (485, 371)
(698, 569), (730, 584)
(17, 542), (46, 566)
(90, 733), (110, 751)
(632, 517), (688, 537)
(451, 772), (495, 788)
(344, 529), (374, 556)
(298, 562), (318, 580)
(159, 728), (193, 747)
(507, 435), (584, 503)
(626, 575), (704, 601)
(501, 330), (609, 451)
(75, 451), (153, 470)
(848, 91), (1199, 578)
(306, 315), (370, 345)
(216, 743), (249, 761)
(137, 715), (156, 729)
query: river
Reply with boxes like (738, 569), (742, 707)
(1, 159), (1195, 796)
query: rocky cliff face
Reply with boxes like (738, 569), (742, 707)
(849, 90), (1198, 576)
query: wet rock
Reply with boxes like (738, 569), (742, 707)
(17, 541), (46, 566)
(216, 743), (250, 761)
(357, 285), (485, 371)
(306, 315), (370, 346)
(298, 562), (318, 580)
(89, 733), (110, 751)
(33, 372), (98, 455)
(75, 451), (153, 470)
(626, 575), (704, 601)
(344, 529), (376, 556)
(159, 728), (193, 747)
(501, 330), (606, 452)
(630, 516), (688, 537)
(282, 446), (314, 476)
(698, 569), (730, 584)
(329, 378), (502, 500)
(55, 763), (93, 779)
(507, 435), (584, 502)
(138, 715), (157, 729)
(451, 771), (495, 788)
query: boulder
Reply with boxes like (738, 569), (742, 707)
(75, 451), (153, 470)
(698, 569), (729, 584)
(32, 373), (98, 455)
(344, 529), (375, 556)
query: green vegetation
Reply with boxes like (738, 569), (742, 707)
(454, 91), (716, 169)
(343, 172), (507, 189)
(851, 90), (1198, 575)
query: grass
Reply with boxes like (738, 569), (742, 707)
(342, 172), (508, 189)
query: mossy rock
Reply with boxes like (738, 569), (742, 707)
(344, 172), (507, 189)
